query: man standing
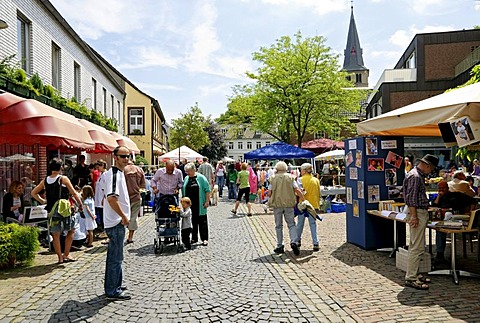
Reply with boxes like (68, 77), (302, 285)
(151, 160), (184, 198)
(178, 158), (188, 179)
(103, 146), (131, 300)
(198, 157), (214, 188)
(73, 154), (89, 187)
(268, 161), (304, 256)
(124, 160), (146, 244)
(403, 154), (438, 290)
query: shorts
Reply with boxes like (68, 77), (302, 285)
(128, 200), (141, 231)
(236, 187), (250, 203)
(50, 216), (75, 233)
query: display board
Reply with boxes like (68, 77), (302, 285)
(345, 136), (406, 250)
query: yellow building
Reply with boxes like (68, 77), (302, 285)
(91, 47), (168, 164)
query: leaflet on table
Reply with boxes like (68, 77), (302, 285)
(380, 210), (407, 220)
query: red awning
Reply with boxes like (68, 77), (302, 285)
(0, 92), (95, 150)
(109, 131), (140, 153)
(77, 119), (118, 153)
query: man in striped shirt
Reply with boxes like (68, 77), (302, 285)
(403, 154), (438, 290)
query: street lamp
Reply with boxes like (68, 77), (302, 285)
(0, 19), (8, 29)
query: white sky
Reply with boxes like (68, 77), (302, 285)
(50, 0), (480, 123)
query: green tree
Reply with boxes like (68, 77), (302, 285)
(222, 31), (364, 147)
(169, 103), (209, 151)
(199, 118), (227, 162)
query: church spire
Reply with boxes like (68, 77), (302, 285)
(342, 2), (367, 72)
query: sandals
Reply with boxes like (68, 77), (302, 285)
(405, 280), (429, 290)
(417, 274), (431, 283)
(63, 257), (77, 263)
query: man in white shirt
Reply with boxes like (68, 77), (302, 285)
(103, 146), (131, 301)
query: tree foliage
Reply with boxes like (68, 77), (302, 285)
(220, 31), (365, 147)
(199, 118), (228, 162)
(169, 103), (209, 151)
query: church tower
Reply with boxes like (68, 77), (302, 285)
(342, 2), (369, 87)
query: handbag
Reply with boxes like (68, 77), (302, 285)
(48, 176), (72, 218)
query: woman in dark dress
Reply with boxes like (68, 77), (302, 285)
(182, 163), (211, 246)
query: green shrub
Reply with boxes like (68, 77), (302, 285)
(29, 72), (44, 94)
(43, 84), (55, 98)
(0, 223), (40, 269)
(134, 155), (148, 166)
(12, 68), (27, 84)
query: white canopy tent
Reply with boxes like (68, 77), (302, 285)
(159, 145), (205, 162)
(222, 156), (235, 162)
(315, 149), (345, 160)
(356, 82), (480, 147)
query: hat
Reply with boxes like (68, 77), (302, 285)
(419, 154), (439, 168)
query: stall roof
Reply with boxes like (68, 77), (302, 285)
(356, 82), (480, 138)
(244, 142), (314, 160)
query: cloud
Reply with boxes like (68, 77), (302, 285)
(199, 83), (234, 98)
(117, 46), (180, 69)
(389, 24), (455, 48)
(50, 0), (149, 40)
(135, 82), (183, 91)
(476, 1), (480, 11)
(261, 0), (347, 15)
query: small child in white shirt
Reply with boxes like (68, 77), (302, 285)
(180, 197), (193, 250)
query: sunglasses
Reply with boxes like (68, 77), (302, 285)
(116, 154), (130, 159)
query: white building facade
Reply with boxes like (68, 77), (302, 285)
(0, 0), (125, 132)
(222, 126), (277, 162)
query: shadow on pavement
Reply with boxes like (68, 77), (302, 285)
(47, 295), (109, 322)
(126, 243), (184, 257)
(332, 241), (480, 322)
(251, 254), (288, 265)
(0, 263), (60, 279)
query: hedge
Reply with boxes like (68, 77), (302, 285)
(0, 223), (40, 269)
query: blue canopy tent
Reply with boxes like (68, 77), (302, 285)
(244, 142), (314, 160)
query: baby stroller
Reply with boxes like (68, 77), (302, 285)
(153, 194), (184, 254)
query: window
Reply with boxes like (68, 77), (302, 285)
(247, 142), (252, 149)
(111, 95), (114, 118)
(406, 51), (416, 69)
(17, 15), (31, 73)
(129, 108), (144, 134)
(51, 42), (61, 89)
(238, 142), (243, 149)
(228, 142), (234, 149)
(92, 78), (97, 110)
(74, 62), (81, 101)
(265, 141), (270, 146)
(117, 101), (121, 128)
(102, 88), (107, 115)
(256, 142), (261, 149)
(355, 73), (362, 84)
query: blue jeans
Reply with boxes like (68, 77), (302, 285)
(296, 212), (319, 245)
(104, 223), (125, 297)
(216, 176), (225, 196)
(228, 181), (237, 199)
(436, 232), (447, 254)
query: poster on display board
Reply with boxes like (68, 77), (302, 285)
(357, 181), (364, 199)
(355, 150), (362, 168)
(385, 151), (403, 168)
(346, 187), (352, 204)
(349, 167), (358, 180)
(367, 185), (380, 203)
(366, 138), (378, 155)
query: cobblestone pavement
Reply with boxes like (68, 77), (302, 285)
(1, 195), (480, 322)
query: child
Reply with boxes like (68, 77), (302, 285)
(180, 197), (193, 250)
(82, 185), (97, 248)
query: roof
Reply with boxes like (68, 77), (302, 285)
(342, 5), (367, 72)
(301, 138), (345, 149)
